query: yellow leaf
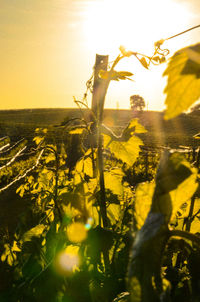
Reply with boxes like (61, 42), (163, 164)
(117, 71), (134, 77)
(139, 57), (148, 69)
(126, 119), (147, 134)
(190, 217), (200, 234)
(135, 182), (155, 229)
(33, 136), (44, 145)
(105, 135), (143, 166)
(23, 224), (46, 242)
(170, 172), (198, 221)
(45, 152), (55, 163)
(107, 203), (121, 224)
(104, 168), (124, 196)
(164, 43), (200, 119)
(69, 128), (85, 134)
(12, 241), (21, 252)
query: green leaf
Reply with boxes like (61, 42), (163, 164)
(22, 224), (46, 242)
(164, 43), (200, 119)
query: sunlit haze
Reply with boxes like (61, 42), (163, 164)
(0, 0), (199, 111)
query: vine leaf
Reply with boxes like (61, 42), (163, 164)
(99, 70), (134, 81)
(104, 134), (143, 166)
(151, 152), (198, 224)
(134, 182), (155, 230)
(139, 57), (148, 69)
(128, 152), (198, 301)
(22, 224), (46, 242)
(164, 43), (200, 119)
(134, 154), (198, 230)
(170, 168), (198, 221)
(1, 241), (21, 266)
(104, 168), (124, 196)
(103, 119), (146, 166)
(69, 127), (86, 134)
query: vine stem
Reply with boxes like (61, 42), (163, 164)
(170, 229), (200, 246)
(47, 146), (63, 223)
(185, 195), (196, 232)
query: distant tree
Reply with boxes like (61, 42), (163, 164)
(130, 95), (145, 111)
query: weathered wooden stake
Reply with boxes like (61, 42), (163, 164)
(92, 54), (109, 122)
(91, 54), (109, 229)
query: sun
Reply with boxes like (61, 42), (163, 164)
(82, 0), (194, 110)
(83, 0), (192, 55)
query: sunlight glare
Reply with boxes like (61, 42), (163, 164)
(55, 245), (80, 275)
(83, 0), (193, 55)
(82, 0), (194, 110)
(67, 222), (88, 243)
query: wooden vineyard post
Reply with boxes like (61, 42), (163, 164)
(92, 54), (109, 122)
(91, 54), (109, 229)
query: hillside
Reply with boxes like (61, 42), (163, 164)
(0, 108), (200, 147)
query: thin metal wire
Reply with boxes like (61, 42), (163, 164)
(165, 24), (200, 41)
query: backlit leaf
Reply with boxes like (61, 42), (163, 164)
(190, 217), (200, 234)
(23, 224), (46, 242)
(119, 45), (133, 57)
(164, 43), (200, 119)
(139, 57), (148, 69)
(69, 127), (85, 134)
(33, 136), (44, 145)
(107, 203), (121, 225)
(45, 152), (55, 163)
(99, 69), (133, 81)
(134, 182), (155, 229)
(170, 170), (198, 221)
(152, 152), (198, 224)
(104, 168), (124, 196)
(104, 134), (143, 166)
(117, 71), (134, 77)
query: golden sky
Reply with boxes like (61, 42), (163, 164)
(0, 0), (199, 111)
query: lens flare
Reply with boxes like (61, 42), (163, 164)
(55, 245), (79, 275)
(85, 217), (93, 230)
(66, 222), (87, 243)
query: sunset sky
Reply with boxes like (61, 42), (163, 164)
(0, 0), (199, 111)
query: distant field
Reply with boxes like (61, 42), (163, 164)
(0, 108), (200, 147)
